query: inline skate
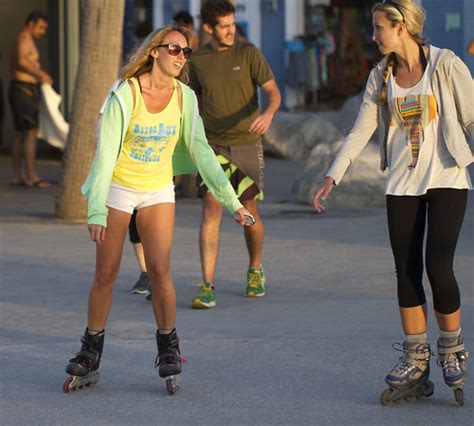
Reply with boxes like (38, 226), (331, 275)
(155, 329), (182, 395)
(380, 341), (434, 405)
(437, 336), (469, 406)
(63, 328), (104, 393)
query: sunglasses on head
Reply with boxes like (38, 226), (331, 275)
(156, 43), (192, 59)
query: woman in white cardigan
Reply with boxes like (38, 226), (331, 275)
(312, 0), (472, 406)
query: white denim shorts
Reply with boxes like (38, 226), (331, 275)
(106, 182), (175, 214)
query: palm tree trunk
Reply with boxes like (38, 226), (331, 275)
(55, 0), (125, 221)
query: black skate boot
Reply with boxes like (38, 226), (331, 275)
(155, 329), (182, 394)
(380, 341), (434, 405)
(437, 334), (469, 406)
(63, 328), (104, 393)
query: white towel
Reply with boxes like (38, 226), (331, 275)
(38, 83), (69, 151)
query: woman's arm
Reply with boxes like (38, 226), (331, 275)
(82, 95), (124, 227)
(190, 113), (244, 214)
(312, 67), (380, 212)
(325, 68), (380, 185)
(449, 55), (474, 140)
(176, 86), (253, 224)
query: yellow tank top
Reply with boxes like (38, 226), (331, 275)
(112, 77), (181, 191)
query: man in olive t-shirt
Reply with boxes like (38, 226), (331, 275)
(188, 0), (281, 308)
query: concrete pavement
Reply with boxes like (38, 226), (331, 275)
(0, 156), (473, 425)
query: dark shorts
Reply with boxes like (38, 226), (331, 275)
(197, 142), (265, 202)
(8, 80), (40, 131)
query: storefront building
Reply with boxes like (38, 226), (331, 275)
(0, 0), (472, 147)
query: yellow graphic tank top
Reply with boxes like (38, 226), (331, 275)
(112, 77), (181, 191)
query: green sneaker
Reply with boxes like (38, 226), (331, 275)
(245, 266), (266, 297)
(191, 282), (216, 309)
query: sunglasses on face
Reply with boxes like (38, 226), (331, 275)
(156, 43), (192, 59)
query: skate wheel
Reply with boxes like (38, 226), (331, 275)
(380, 388), (393, 405)
(454, 388), (464, 407)
(63, 377), (73, 393)
(425, 381), (434, 398)
(166, 376), (180, 395)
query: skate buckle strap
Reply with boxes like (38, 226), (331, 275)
(438, 343), (465, 355)
(74, 348), (99, 363)
(392, 342), (432, 361)
(155, 350), (180, 368)
(410, 351), (431, 361)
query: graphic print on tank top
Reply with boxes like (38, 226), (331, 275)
(390, 94), (436, 169)
(129, 122), (178, 163)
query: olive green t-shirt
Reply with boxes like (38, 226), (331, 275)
(188, 41), (274, 146)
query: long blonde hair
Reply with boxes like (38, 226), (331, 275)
(372, 0), (426, 104)
(119, 26), (192, 82)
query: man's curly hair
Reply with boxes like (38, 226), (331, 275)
(200, 1), (235, 28)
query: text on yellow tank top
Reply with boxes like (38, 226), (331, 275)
(112, 77), (181, 191)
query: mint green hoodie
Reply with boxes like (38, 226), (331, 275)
(81, 79), (243, 226)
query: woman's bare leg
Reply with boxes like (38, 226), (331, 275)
(136, 203), (176, 330)
(87, 208), (131, 330)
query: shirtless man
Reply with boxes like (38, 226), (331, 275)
(8, 11), (53, 187)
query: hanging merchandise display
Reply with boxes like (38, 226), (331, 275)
(286, 0), (379, 110)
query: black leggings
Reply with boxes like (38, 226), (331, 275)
(386, 188), (467, 314)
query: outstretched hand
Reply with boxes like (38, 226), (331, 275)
(312, 177), (336, 213)
(249, 112), (274, 135)
(87, 224), (106, 245)
(232, 208), (255, 226)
